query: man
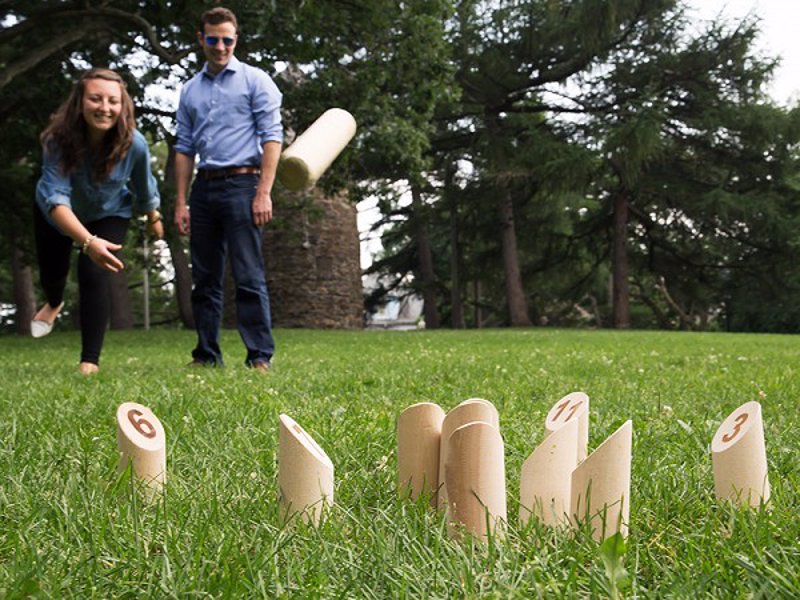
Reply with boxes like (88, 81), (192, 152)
(174, 6), (282, 371)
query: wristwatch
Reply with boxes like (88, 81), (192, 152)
(148, 210), (162, 224)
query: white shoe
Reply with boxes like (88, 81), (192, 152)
(30, 302), (63, 338)
(30, 319), (54, 338)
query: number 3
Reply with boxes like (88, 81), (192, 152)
(722, 412), (748, 443)
(128, 409), (157, 439)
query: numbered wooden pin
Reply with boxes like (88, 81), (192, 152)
(570, 420), (632, 541)
(438, 398), (500, 510)
(278, 414), (334, 525)
(711, 401), (770, 507)
(520, 417), (579, 527)
(545, 392), (589, 462)
(116, 402), (166, 494)
(397, 402), (445, 506)
(278, 108), (357, 191)
(444, 421), (507, 541)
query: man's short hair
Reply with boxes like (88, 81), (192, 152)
(200, 7), (238, 32)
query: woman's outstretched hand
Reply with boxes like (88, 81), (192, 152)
(85, 237), (124, 272)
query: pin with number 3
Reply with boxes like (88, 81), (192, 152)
(711, 401), (769, 508)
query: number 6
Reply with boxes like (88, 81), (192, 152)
(128, 409), (157, 439)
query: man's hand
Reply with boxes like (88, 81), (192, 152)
(175, 204), (190, 236)
(252, 189), (273, 227)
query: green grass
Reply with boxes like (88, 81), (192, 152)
(1, 327), (798, 599)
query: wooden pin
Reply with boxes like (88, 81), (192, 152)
(570, 420), (632, 541)
(545, 392), (589, 463)
(438, 398), (500, 510)
(444, 421), (507, 541)
(116, 402), (166, 494)
(711, 401), (770, 507)
(278, 414), (334, 525)
(520, 417), (579, 527)
(397, 402), (445, 506)
(278, 108), (357, 191)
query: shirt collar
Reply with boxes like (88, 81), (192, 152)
(201, 55), (241, 79)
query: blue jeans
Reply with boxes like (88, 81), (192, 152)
(189, 173), (274, 366)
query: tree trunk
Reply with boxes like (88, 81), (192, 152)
(446, 166), (465, 329)
(411, 184), (440, 329)
(497, 188), (532, 326)
(486, 112), (530, 327)
(10, 231), (35, 335)
(474, 280), (483, 328)
(109, 269), (133, 329)
(164, 144), (195, 329)
(612, 190), (631, 329)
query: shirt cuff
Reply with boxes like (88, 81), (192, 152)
(174, 143), (196, 156)
(43, 192), (72, 213)
(259, 131), (284, 145)
(136, 196), (160, 215)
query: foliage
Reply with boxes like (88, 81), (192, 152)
(599, 532), (630, 599)
(1, 0), (799, 332)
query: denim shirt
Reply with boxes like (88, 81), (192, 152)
(35, 130), (160, 227)
(175, 56), (283, 169)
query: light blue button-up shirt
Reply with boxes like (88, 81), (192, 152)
(35, 130), (160, 227)
(175, 56), (283, 169)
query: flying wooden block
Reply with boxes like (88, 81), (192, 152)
(278, 108), (357, 191)
(438, 398), (500, 510)
(116, 402), (166, 494)
(397, 402), (445, 506)
(570, 420), (632, 541)
(545, 392), (589, 463)
(711, 401), (770, 507)
(278, 414), (334, 525)
(444, 421), (507, 541)
(520, 417), (579, 527)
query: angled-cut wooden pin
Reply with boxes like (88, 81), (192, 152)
(545, 392), (589, 462)
(711, 401), (770, 507)
(116, 402), (166, 495)
(438, 398), (500, 510)
(278, 414), (334, 525)
(444, 421), (506, 541)
(278, 108), (357, 191)
(520, 417), (579, 527)
(570, 420), (632, 541)
(397, 402), (445, 506)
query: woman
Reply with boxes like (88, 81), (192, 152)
(31, 68), (163, 375)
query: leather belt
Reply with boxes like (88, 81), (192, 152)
(199, 166), (261, 180)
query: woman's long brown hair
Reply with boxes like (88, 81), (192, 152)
(40, 68), (136, 180)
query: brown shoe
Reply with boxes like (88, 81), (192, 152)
(187, 360), (218, 368)
(251, 361), (271, 373)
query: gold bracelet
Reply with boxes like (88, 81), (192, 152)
(81, 234), (97, 254)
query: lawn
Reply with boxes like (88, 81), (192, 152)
(1, 327), (798, 599)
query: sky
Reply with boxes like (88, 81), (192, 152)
(690, 0), (800, 104)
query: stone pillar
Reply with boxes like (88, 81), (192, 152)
(263, 191), (363, 328)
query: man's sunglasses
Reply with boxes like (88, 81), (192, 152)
(204, 35), (236, 47)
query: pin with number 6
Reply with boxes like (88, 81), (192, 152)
(116, 402), (166, 494)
